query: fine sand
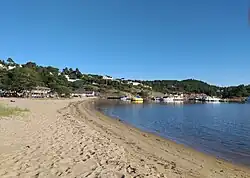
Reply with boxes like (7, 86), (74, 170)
(0, 98), (250, 178)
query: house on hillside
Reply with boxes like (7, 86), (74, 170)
(7, 66), (16, 70)
(72, 89), (95, 98)
(65, 75), (80, 82)
(0, 64), (6, 69)
(143, 85), (152, 89)
(102, 75), (113, 80)
(85, 91), (95, 97)
(92, 82), (99, 85)
(128, 81), (141, 86)
(0, 89), (4, 96)
(0, 89), (27, 97)
(30, 86), (51, 98)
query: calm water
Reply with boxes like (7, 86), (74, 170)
(100, 101), (250, 166)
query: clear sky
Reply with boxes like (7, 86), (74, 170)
(0, 0), (249, 86)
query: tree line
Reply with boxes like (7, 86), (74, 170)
(0, 59), (71, 96)
(142, 79), (250, 98)
(0, 58), (249, 98)
(0, 58), (136, 96)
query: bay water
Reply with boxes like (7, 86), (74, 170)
(100, 101), (250, 166)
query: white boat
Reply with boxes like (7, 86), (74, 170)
(173, 94), (184, 101)
(203, 96), (221, 102)
(120, 96), (130, 101)
(163, 94), (184, 103)
(163, 97), (174, 102)
(152, 97), (161, 102)
(246, 97), (250, 103)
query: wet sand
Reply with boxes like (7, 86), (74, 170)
(0, 98), (250, 177)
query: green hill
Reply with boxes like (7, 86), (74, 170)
(0, 58), (249, 98)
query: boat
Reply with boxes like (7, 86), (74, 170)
(152, 97), (161, 102)
(246, 97), (250, 103)
(162, 96), (174, 102)
(173, 94), (184, 101)
(131, 96), (143, 103)
(120, 96), (130, 101)
(163, 94), (184, 103)
(202, 96), (221, 102)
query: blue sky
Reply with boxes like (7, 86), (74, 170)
(0, 0), (249, 86)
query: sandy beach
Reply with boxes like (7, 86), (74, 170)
(0, 98), (250, 178)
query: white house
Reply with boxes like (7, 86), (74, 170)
(92, 82), (98, 85)
(102, 75), (113, 80)
(143, 85), (152, 89)
(7, 66), (16, 70)
(0, 64), (6, 69)
(65, 75), (80, 82)
(128, 81), (141, 86)
(72, 91), (95, 98)
(30, 86), (51, 98)
(84, 91), (95, 97)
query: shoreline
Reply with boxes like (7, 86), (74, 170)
(0, 98), (250, 177)
(87, 100), (250, 177)
(95, 99), (250, 168)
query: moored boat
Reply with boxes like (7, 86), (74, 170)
(163, 96), (174, 102)
(131, 96), (143, 103)
(120, 96), (130, 101)
(173, 94), (184, 101)
(151, 97), (161, 102)
(202, 96), (221, 102)
(163, 94), (184, 103)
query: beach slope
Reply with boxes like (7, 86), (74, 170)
(0, 98), (249, 178)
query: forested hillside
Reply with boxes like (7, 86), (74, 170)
(142, 79), (250, 98)
(0, 58), (249, 98)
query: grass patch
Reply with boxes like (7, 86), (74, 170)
(0, 104), (29, 117)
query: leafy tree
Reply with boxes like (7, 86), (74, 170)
(0, 69), (8, 89)
(46, 66), (59, 74)
(7, 58), (15, 65)
(75, 68), (82, 78)
(70, 80), (86, 91)
(23, 62), (37, 69)
(7, 67), (42, 92)
(55, 85), (71, 97)
(69, 68), (73, 73)
(0, 60), (6, 65)
(62, 67), (69, 75)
